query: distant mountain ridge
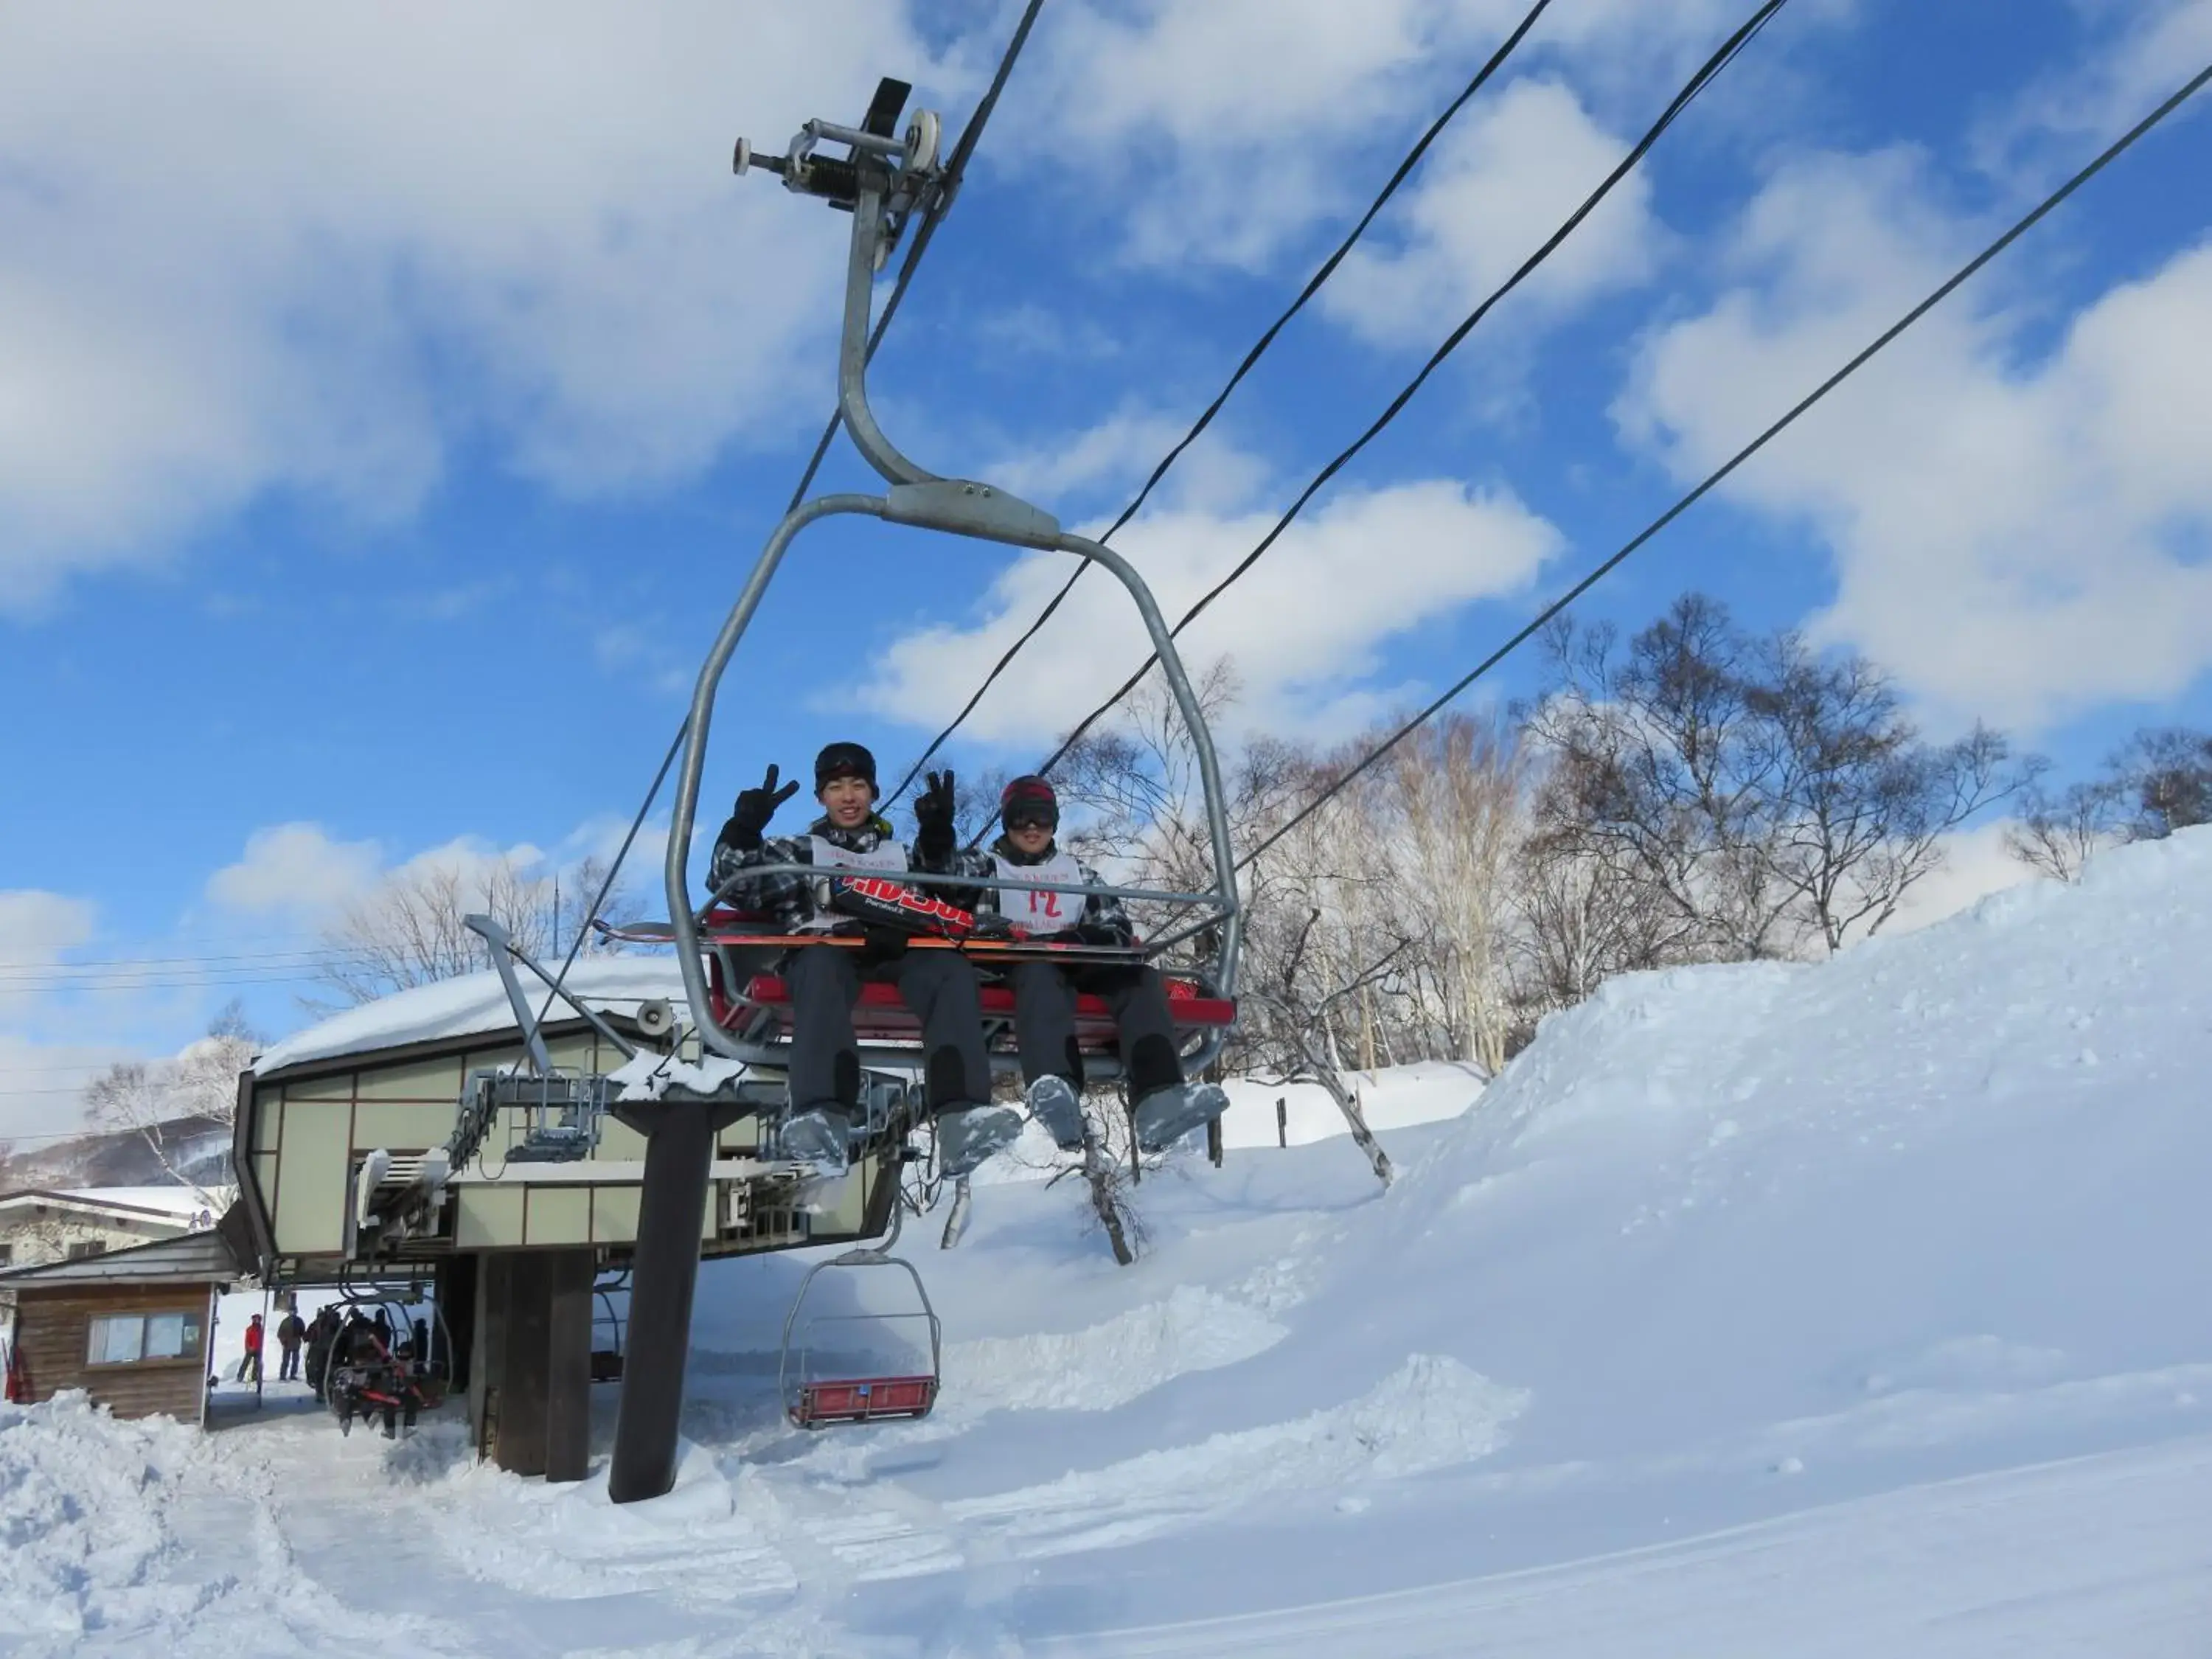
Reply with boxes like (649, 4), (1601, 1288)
(0, 1116), (229, 1194)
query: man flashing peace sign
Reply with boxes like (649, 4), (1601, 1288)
(707, 742), (1014, 1178)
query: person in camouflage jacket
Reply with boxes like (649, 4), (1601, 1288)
(706, 741), (1015, 1178)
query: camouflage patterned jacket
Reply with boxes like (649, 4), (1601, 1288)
(706, 813), (985, 933)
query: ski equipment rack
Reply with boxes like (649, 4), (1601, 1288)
(776, 1198), (942, 1430)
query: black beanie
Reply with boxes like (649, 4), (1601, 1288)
(815, 741), (878, 796)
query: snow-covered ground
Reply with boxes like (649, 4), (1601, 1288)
(6, 831), (2211, 1656)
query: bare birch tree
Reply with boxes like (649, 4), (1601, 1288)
(1525, 594), (2023, 961)
(1380, 712), (1525, 1074)
(82, 1003), (255, 1208)
(315, 852), (634, 1005)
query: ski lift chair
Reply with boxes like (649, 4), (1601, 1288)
(609, 78), (1244, 1504)
(591, 1282), (627, 1383)
(683, 908), (1239, 1083)
(776, 1202), (941, 1430)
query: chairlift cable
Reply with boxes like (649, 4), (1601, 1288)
(1237, 58), (2212, 874)
(522, 4), (1051, 1032)
(886, 0), (1561, 805)
(1019, 0), (1792, 806)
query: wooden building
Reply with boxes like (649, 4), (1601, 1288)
(228, 959), (902, 1480)
(0, 1229), (244, 1422)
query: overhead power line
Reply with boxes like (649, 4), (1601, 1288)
(0, 971), (335, 994)
(0, 945), (329, 970)
(1025, 0), (1792, 792)
(1237, 58), (2212, 874)
(887, 0), (1560, 804)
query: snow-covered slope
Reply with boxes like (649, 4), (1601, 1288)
(5, 832), (2210, 1656)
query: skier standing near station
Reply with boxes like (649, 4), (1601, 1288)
(709, 741), (1017, 1178)
(275, 1306), (306, 1382)
(978, 776), (1228, 1152)
(234, 1312), (264, 1385)
(304, 1307), (338, 1400)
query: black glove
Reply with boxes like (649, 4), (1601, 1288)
(728, 764), (799, 851)
(914, 769), (957, 863)
(1072, 920), (1128, 947)
(967, 911), (1016, 942)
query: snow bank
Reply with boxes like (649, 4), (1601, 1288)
(9, 832), (2210, 1655)
(942, 1286), (1286, 1416)
(252, 957), (689, 1074)
(1218, 1057), (1485, 1149)
(0, 1395), (209, 1641)
(944, 1354), (1527, 1557)
(1291, 827), (2212, 1467)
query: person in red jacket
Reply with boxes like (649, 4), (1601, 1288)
(234, 1313), (264, 1384)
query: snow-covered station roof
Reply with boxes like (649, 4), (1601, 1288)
(251, 956), (689, 1077)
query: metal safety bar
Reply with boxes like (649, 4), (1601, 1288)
(665, 142), (1242, 1070)
(697, 861), (1233, 921)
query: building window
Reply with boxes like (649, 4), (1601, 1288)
(84, 1310), (205, 1367)
(66, 1242), (104, 1261)
(0, 1242), (13, 1265)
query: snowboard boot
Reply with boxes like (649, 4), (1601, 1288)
(1024, 1074), (1085, 1152)
(936, 1103), (1024, 1176)
(1133, 1081), (1231, 1153)
(779, 1105), (854, 1178)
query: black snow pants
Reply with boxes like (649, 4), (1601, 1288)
(1006, 961), (1183, 1099)
(784, 944), (992, 1114)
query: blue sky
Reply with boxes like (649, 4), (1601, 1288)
(4, 0), (2210, 1139)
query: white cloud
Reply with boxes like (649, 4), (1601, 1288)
(0, 1034), (136, 1145)
(594, 624), (695, 698)
(984, 407), (1270, 517)
(0, 891), (96, 964)
(1010, 0), (1809, 271)
(0, 891), (99, 1024)
(1323, 79), (1663, 349)
(855, 478), (1561, 742)
(1012, 0), (1503, 268)
(206, 824), (384, 919)
(389, 836), (549, 891)
(0, 1), (950, 608)
(1977, 1), (2212, 183)
(1615, 147), (2212, 732)
(1877, 821), (2039, 938)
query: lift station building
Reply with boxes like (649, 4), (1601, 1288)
(229, 959), (902, 1478)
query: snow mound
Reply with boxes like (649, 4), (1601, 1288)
(1299, 827), (2212, 1466)
(1219, 1058), (1486, 1149)
(942, 1286), (1286, 1416)
(0, 1395), (204, 1640)
(945, 1354), (1527, 1557)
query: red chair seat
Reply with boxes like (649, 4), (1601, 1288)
(792, 1374), (936, 1427)
(715, 968), (1234, 1048)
